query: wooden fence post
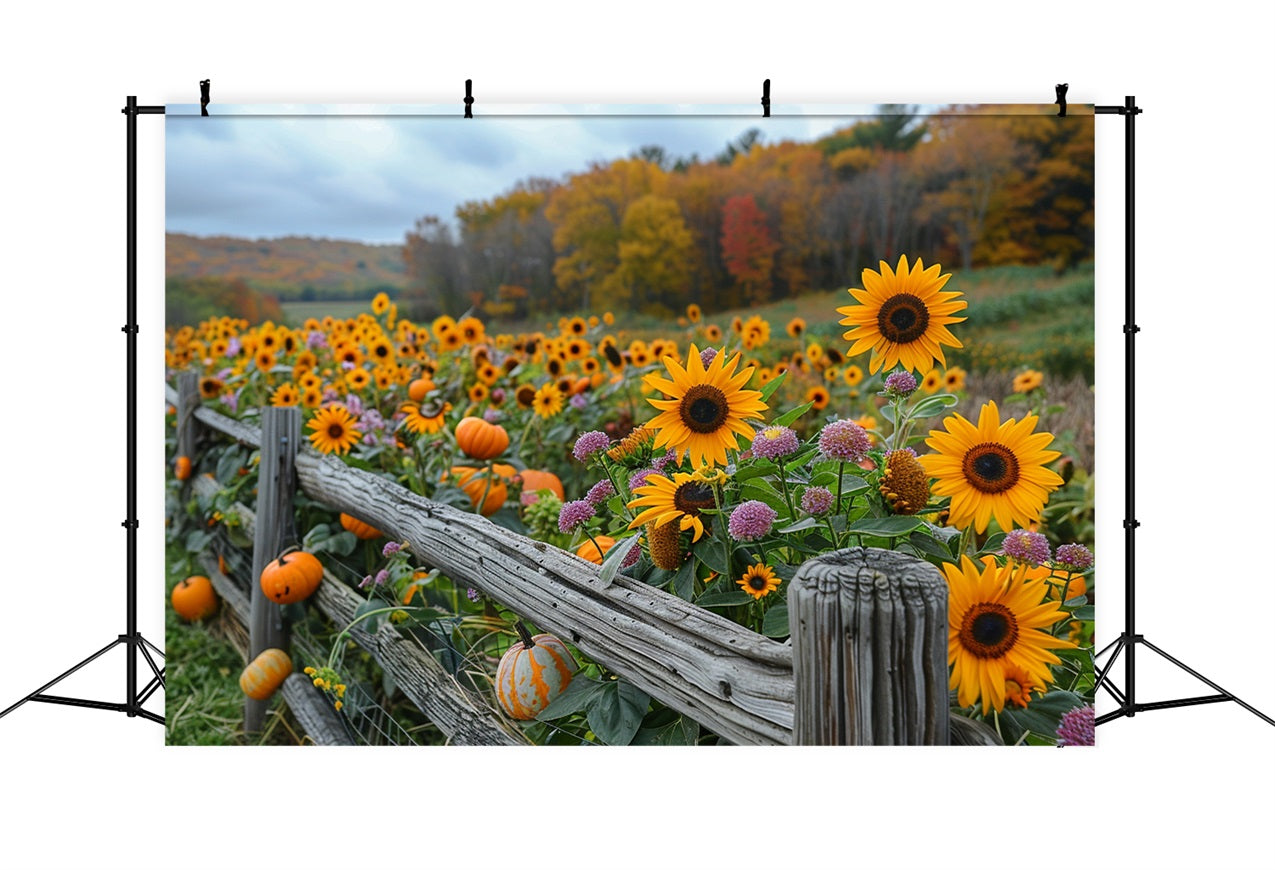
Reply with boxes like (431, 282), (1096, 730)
(245, 406), (300, 733)
(789, 547), (949, 745)
(176, 371), (200, 469)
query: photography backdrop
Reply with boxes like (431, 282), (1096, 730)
(3, 3), (1273, 866)
(164, 103), (1096, 747)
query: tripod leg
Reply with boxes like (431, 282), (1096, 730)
(1139, 639), (1275, 728)
(138, 641), (165, 687)
(140, 635), (165, 659)
(0, 639), (124, 719)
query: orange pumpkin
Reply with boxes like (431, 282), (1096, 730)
(450, 464), (514, 516)
(174, 455), (192, 481)
(408, 377), (436, 403)
(517, 468), (565, 500)
(339, 512), (383, 540)
(171, 575), (218, 621)
(495, 624), (577, 720)
(455, 416), (510, 461)
(575, 535), (616, 564)
(259, 549), (323, 604)
(239, 648), (292, 700)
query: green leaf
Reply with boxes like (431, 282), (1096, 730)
(758, 370), (787, 403)
(323, 531), (359, 557)
(846, 516), (923, 537)
(1067, 605), (1095, 621)
(670, 556), (696, 601)
(587, 679), (650, 746)
(739, 480), (787, 514)
(977, 531), (1007, 555)
(776, 516), (820, 534)
(762, 602), (790, 637)
(183, 529), (212, 553)
(772, 400), (815, 428)
(214, 446), (245, 486)
(692, 540), (734, 578)
(909, 393), (960, 419)
(598, 534), (642, 588)
(998, 690), (1087, 745)
(633, 715), (699, 746)
(695, 590), (752, 608)
(303, 523), (334, 550)
(537, 676), (606, 721)
(907, 530), (957, 563)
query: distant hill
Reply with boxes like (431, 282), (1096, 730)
(166, 233), (407, 301)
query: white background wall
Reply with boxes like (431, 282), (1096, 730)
(1, 3), (1271, 868)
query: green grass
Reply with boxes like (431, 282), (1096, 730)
(280, 299), (377, 325)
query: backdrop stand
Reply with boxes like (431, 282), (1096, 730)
(1093, 96), (1273, 729)
(0, 96), (166, 726)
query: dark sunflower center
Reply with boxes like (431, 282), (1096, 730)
(604, 344), (623, 367)
(961, 443), (1021, 494)
(747, 573), (769, 591)
(959, 602), (1019, 658)
(672, 482), (716, 516)
(327, 424), (345, 439)
(877, 294), (931, 344)
(679, 384), (730, 434)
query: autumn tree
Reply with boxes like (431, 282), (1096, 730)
(402, 215), (465, 318)
(720, 193), (777, 304)
(616, 194), (694, 314)
(455, 179), (557, 312)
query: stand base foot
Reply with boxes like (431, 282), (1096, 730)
(1094, 634), (1274, 728)
(0, 634), (165, 724)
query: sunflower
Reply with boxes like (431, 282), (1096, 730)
(837, 255), (967, 374)
(786, 317), (806, 338)
(1013, 369), (1044, 393)
(346, 367), (371, 391)
(368, 336), (394, 365)
(737, 562), (781, 600)
(806, 385), (830, 411)
(307, 405), (362, 455)
(401, 401), (451, 435)
(255, 350), (277, 372)
(199, 376), (224, 400)
(606, 426), (655, 465)
(944, 556), (1074, 714)
(515, 384), (537, 409)
(532, 382), (564, 418)
(567, 316), (587, 337)
(944, 366), (967, 392)
(438, 328), (463, 353)
(920, 370), (942, 394)
(270, 383), (300, 407)
(603, 311), (615, 326)
(919, 401), (1064, 534)
(686, 303), (702, 324)
(627, 472), (717, 542)
(371, 292), (391, 315)
(431, 315), (457, 340)
(741, 315), (770, 350)
(1002, 664), (1046, 709)
(642, 343), (767, 467)
(301, 388), (323, 409)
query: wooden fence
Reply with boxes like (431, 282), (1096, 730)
(170, 373), (998, 746)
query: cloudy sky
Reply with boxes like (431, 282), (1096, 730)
(165, 103), (894, 244)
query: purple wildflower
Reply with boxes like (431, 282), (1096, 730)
(216, 367), (234, 380)
(883, 370), (918, 398)
(374, 569), (389, 586)
(341, 360), (356, 371)
(490, 387), (506, 405)
(1056, 705), (1095, 747)
(558, 499), (595, 533)
(586, 479), (616, 506)
(622, 540), (642, 569)
(573, 430), (611, 462)
(362, 408), (385, 431)
(1002, 529), (1051, 566)
(1055, 543), (1095, 573)
(570, 393), (589, 410)
(359, 574), (373, 589)
(818, 419), (871, 462)
(628, 468), (656, 493)
(728, 500), (778, 542)
(650, 451), (674, 472)
(699, 346), (719, 368)
(306, 330), (327, 349)
(751, 426), (801, 460)
(345, 395), (364, 416)
(223, 391), (239, 413)
(466, 587), (481, 602)
(226, 336), (242, 356)
(520, 490), (540, 507)
(382, 541), (402, 557)
(801, 486), (834, 516)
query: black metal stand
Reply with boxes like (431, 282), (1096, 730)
(0, 96), (166, 727)
(1093, 96), (1273, 730)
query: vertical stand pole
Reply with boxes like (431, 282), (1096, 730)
(125, 94), (139, 717)
(1122, 93), (1138, 718)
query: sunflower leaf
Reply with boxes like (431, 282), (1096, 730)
(998, 690), (1087, 745)
(772, 400), (815, 428)
(776, 516), (821, 534)
(586, 679), (650, 746)
(909, 393), (960, 419)
(907, 530), (958, 563)
(695, 590), (752, 608)
(759, 370), (787, 403)
(670, 557), (696, 601)
(846, 516), (924, 537)
(761, 602), (790, 638)
(536, 676), (606, 721)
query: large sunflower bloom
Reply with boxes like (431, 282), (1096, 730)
(944, 556), (1074, 714)
(919, 401), (1063, 534)
(837, 255), (967, 374)
(627, 472), (717, 543)
(307, 405), (362, 455)
(642, 343), (767, 467)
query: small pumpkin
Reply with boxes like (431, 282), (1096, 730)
(517, 468), (565, 500)
(455, 416), (510, 461)
(339, 512), (383, 540)
(239, 648), (292, 700)
(450, 464), (514, 516)
(259, 549), (323, 604)
(174, 455), (192, 481)
(408, 377), (436, 403)
(575, 535), (616, 564)
(171, 575), (218, 621)
(495, 623), (577, 720)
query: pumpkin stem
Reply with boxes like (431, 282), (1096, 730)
(275, 544), (301, 564)
(513, 620), (536, 649)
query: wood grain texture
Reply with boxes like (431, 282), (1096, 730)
(280, 675), (355, 746)
(789, 548), (949, 745)
(245, 407), (299, 732)
(176, 371), (199, 464)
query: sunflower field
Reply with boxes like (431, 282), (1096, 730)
(166, 254), (1096, 747)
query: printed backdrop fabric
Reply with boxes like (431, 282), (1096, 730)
(164, 103), (1096, 747)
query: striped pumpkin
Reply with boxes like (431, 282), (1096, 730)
(239, 648), (292, 700)
(495, 624), (577, 720)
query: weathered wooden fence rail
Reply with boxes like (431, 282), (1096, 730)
(169, 378), (979, 746)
